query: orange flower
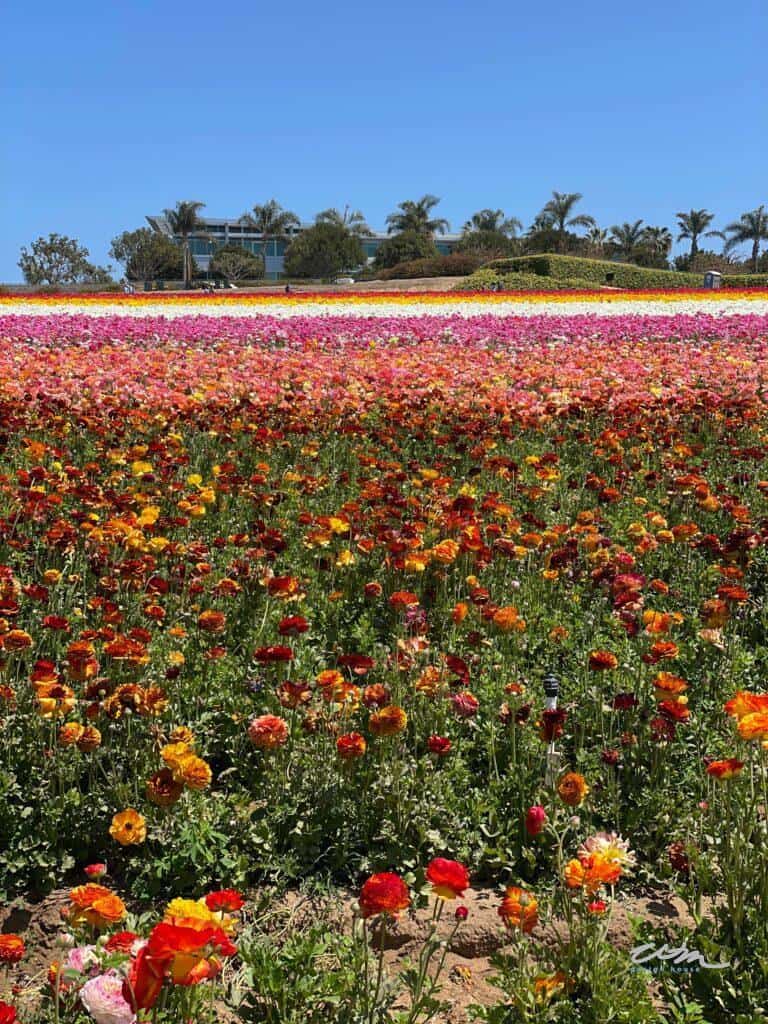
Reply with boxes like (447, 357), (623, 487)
(76, 725), (101, 752)
(737, 712), (768, 741)
(176, 755), (212, 791)
(725, 691), (768, 720)
(557, 771), (589, 807)
(498, 886), (538, 933)
(359, 872), (410, 919)
(109, 808), (147, 846)
(0, 935), (25, 964)
(146, 768), (184, 807)
(706, 758), (744, 779)
(68, 884), (126, 929)
(198, 610), (226, 633)
(58, 722), (85, 746)
(653, 672), (688, 699)
(369, 705), (408, 736)
(492, 606), (526, 633)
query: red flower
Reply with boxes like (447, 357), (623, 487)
(278, 616), (309, 637)
(0, 936), (25, 964)
(253, 645), (294, 663)
(336, 732), (367, 760)
(205, 889), (245, 912)
(0, 1002), (17, 1024)
(359, 873), (410, 919)
(84, 862), (107, 880)
(426, 858), (470, 900)
(427, 735), (452, 756)
(706, 758), (744, 780)
(105, 931), (139, 953)
(524, 805), (547, 836)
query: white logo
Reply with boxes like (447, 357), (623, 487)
(630, 941), (730, 973)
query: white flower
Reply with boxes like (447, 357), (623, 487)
(79, 970), (136, 1024)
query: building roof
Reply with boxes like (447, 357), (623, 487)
(146, 215), (462, 242)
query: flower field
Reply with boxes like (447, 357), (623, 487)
(1, 289), (768, 1022)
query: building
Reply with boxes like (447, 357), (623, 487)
(146, 215), (462, 280)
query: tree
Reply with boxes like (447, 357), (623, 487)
(635, 225), (673, 267)
(18, 233), (112, 286)
(385, 195), (449, 237)
(162, 201), (206, 286)
(456, 230), (519, 259)
(315, 205), (371, 237)
(209, 245), (265, 283)
(722, 205), (768, 272)
(586, 225), (610, 257)
(676, 209), (718, 262)
(610, 220), (646, 261)
(240, 200), (301, 269)
(372, 231), (439, 270)
(537, 192), (595, 252)
(283, 223), (364, 279)
(109, 228), (184, 281)
(462, 209), (523, 236)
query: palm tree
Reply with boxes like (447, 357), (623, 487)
(538, 192), (595, 252)
(385, 195), (449, 237)
(610, 220), (646, 261)
(642, 225), (673, 259)
(162, 200), (206, 286)
(676, 209), (719, 262)
(586, 225), (610, 257)
(462, 209), (523, 237)
(722, 205), (768, 272)
(240, 200), (302, 264)
(316, 205), (372, 237)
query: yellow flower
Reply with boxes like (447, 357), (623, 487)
(109, 809), (146, 846)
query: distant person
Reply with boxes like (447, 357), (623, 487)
(284, 284), (292, 294)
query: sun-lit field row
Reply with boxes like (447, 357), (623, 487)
(1, 293), (768, 1022)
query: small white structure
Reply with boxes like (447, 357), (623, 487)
(703, 270), (722, 289)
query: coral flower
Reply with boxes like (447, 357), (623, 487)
(498, 886), (538, 933)
(0, 935), (25, 964)
(369, 705), (408, 736)
(337, 732), (367, 759)
(426, 858), (470, 900)
(557, 772), (590, 807)
(359, 872), (411, 919)
(109, 809), (147, 847)
(706, 758), (744, 779)
(248, 714), (289, 749)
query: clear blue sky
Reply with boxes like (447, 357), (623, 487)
(2, 0), (766, 280)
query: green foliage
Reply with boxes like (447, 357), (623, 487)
(722, 273), (768, 288)
(109, 228), (184, 281)
(284, 223), (365, 279)
(18, 234), (113, 287)
(483, 254), (703, 289)
(377, 254), (484, 280)
(372, 231), (439, 270)
(210, 245), (265, 283)
(455, 229), (520, 259)
(454, 269), (600, 291)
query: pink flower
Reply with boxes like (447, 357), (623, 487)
(79, 971), (136, 1024)
(84, 863), (107, 880)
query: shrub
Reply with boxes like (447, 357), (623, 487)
(722, 273), (768, 289)
(454, 270), (602, 292)
(377, 254), (484, 280)
(372, 231), (438, 270)
(483, 253), (702, 289)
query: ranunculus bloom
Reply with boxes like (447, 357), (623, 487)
(426, 858), (470, 900)
(0, 935), (25, 964)
(0, 1002), (17, 1024)
(109, 809), (146, 847)
(79, 970), (136, 1024)
(557, 772), (589, 807)
(450, 691), (479, 718)
(588, 650), (618, 671)
(197, 610), (226, 633)
(128, 922), (236, 1010)
(336, 732), (367, 760)
(205, 889), (245, 913)
(369, 705), (408, 736)
(706, 758), (744, 779)
(737, 711), (768, 741)
(84, 863), (107, 880)
(68, 885), (126, 930)
(248, 714), (289, 749)
(359, 872), (410, 919)
(498, 886), (538, 933)
(427, 735), (452, 756)
(525, 805), (547, 836)
(146, 768), (184, 807)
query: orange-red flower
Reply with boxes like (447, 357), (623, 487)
(706, 758), (744, 779)
(588, 650), (618, 671)
(426, 858), (470, 900)
(0, 935), (25, 964)
(248, 714), (289, 749)
(359, 872), (410, 919)
(557, 772), (589, 807)
(336, 732), (367, 760)
(369, 705), (408, 736)
(68, 884), (126, 929)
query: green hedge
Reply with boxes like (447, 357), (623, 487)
(722, 273), (768, 289)
(377, 253), (485, 280)
(483, 254), (703, 289)
(454, 270), (602, 292)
